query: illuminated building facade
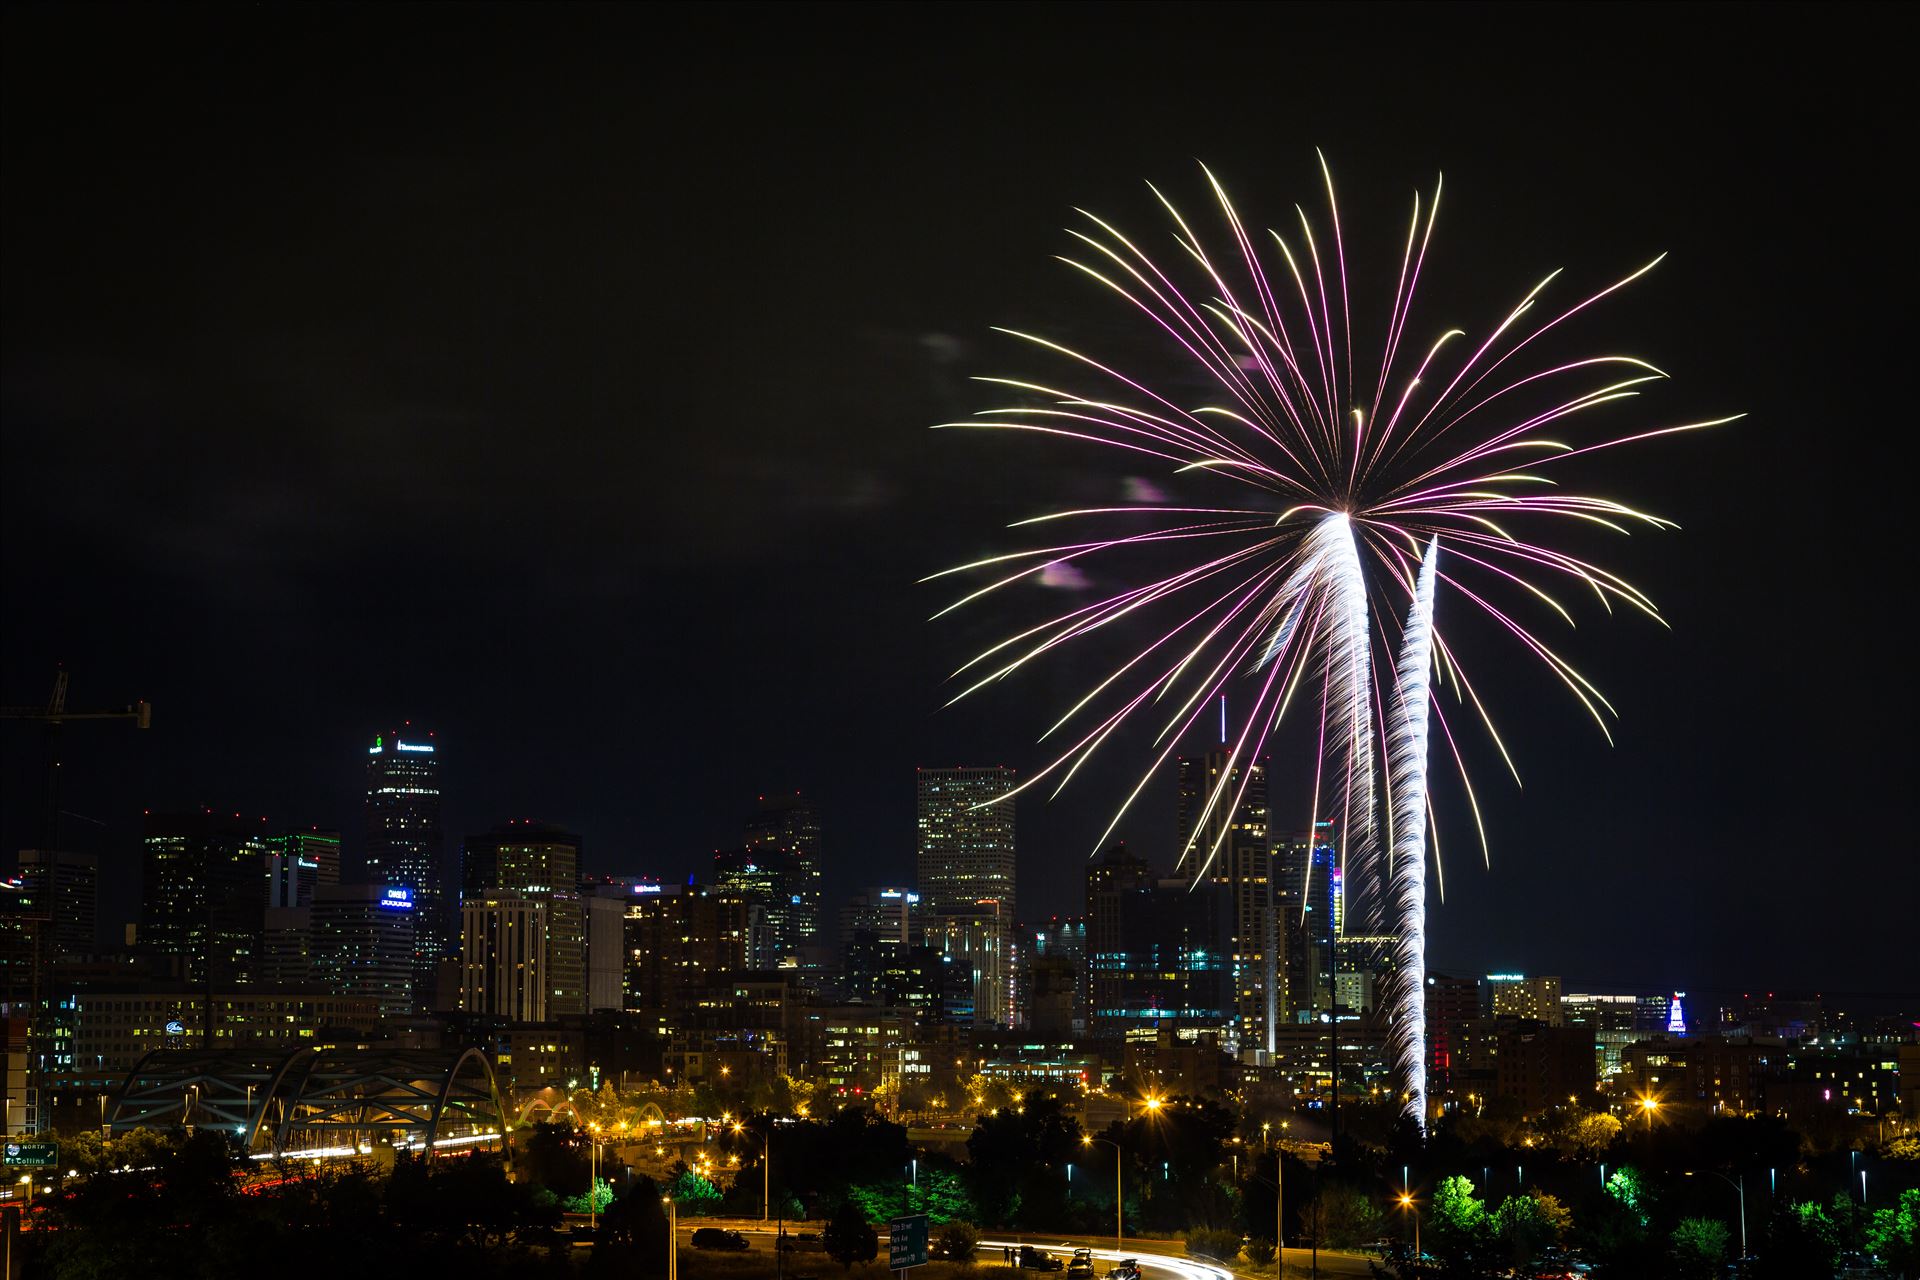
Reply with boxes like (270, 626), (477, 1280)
(744, 791), (823, 949)
(1176, 747), (1275, 1059)
(916, 767), (1016, 1025)
(712, 846), (799, 969)
(928, 898), (1012, 1027)
(264, 829), (340, 909)
(311, 883), (416, 1018)
(1487, 973), (1565, 1023)
(1277, 824), (1338, 1021)
(460, 895), (553, 1022)
(64, 990), (378, 1074)
(840, 886), (919, 1002)
(621, 882), (749, 1015)
(14, 851), (97, 958)
(1087, 878), (1233, 1038)
(139, 812), (269, 988)
(461, 821), (585, 1018)
(365, 727), (445, 1010)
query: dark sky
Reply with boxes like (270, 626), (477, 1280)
(3, 4), (1910, 998)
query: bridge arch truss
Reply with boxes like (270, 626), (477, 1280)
(108, 1045), (513, 1170)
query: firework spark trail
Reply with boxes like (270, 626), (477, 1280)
(1387, 539), (1440, 1129)
(931, 160), (1731, 1115)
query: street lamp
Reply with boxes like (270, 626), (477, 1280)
(664, 1195), (678, 1280)
(1397, 1192), (1419, 1259)
(1684, 1171), (1746, 1259)
(1082, 1136), (1124, 1252)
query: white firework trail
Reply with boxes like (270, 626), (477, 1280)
(1386, 537), (1440, 1130)
(926, 160), (1731, 1124)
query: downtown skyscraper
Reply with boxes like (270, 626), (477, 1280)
(1176, 745), (1276, 1061)
(743, 791), (823, 952)
(365, 726), (445, 1011)
(460, 820), (585, 1020)
(915, 766), (1015, 1026)
(1277, 822), (1338, 1021)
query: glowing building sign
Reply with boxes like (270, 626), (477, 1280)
(396, 741), (433, 753)
(381, 886), (414, 910)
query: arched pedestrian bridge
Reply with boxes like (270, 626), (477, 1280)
(108, 1045), (513, 1168)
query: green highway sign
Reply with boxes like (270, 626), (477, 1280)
(888, 1214), (929, 1270)
(3, 1142), (57, 1168)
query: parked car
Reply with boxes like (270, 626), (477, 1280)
(1108, 1259), (1142, 1280)
(1067, 1249), (1096, 1280)
(692, 1228), (751, 1251)
(1020, 1246), (1065, 1271)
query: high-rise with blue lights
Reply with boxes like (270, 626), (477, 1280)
(1278, 822), (1338, 1021)
(365, 726), (444, 1011)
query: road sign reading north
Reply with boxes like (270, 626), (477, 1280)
(888, 1214), (929, 1269)
(3, 1142), (57, 1167)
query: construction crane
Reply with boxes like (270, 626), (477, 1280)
(0, 669), (148, 1138)
(0, 667), (151, 850)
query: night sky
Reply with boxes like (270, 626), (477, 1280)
(3, 5), (1908, 999)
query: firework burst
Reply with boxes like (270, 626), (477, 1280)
(927, 156), (1735, 1127)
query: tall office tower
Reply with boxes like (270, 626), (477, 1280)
(1024, 954), (1078, 1037)
(0, 878), (43, 1012)
(1087, 877), (1234, 1038)
(1277, 823), (1338, 1021)
(14, 851), (98, 957)
(876, 946), (975, 1027)
(0, 877), (43, 1135)
(1176, 748), (1275, 1059)
(461, 821), (585, 1018)
(264, 829), (340, 908)
(1334, 933), (1399, 1015)
(140, 812), (268, 989)
(365, 727), (444, 1010)
(580, 888), (629, 1013)
(744, 791), (822, 947)
(311, 884), (416, 1018)
(839, 887), (919, 1001)
(927, 898), (1011, 1026)
(622, 883), (750, 1016)
(1424, 971), (1482, 1098)
(1033, 917), (1088, 1033)
(839, 887), (919, 950)
(916, 767), (1016, 1024)
(259, 906), (315, 986)
(460, 895), (552, 1021)
(712, 846), (800, 969)
(916, 767), (1016, 916)
(1486, 973), (1564, 1024)
(1085, 843), (1155, 1041)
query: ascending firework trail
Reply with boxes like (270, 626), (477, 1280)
(925, 156), (1733, 1130)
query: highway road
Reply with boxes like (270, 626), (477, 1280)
(685, 1219), (1375, 1279)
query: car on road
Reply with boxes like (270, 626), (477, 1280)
(1019, 1246), (1065, 1271)
(692, 1227), (751, 1251)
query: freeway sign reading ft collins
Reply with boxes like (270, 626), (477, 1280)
(3, 1142), (57, 1168)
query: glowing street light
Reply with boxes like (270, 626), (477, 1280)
(1082, 1136), (1124, 1252)
(1684, 1170), (1746, 1258)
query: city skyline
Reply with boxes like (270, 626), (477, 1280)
(2, 9), (1909, 998)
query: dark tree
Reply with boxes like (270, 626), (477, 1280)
(590, 1174), (671, 1278)
(823, 1199), (880, 1270)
